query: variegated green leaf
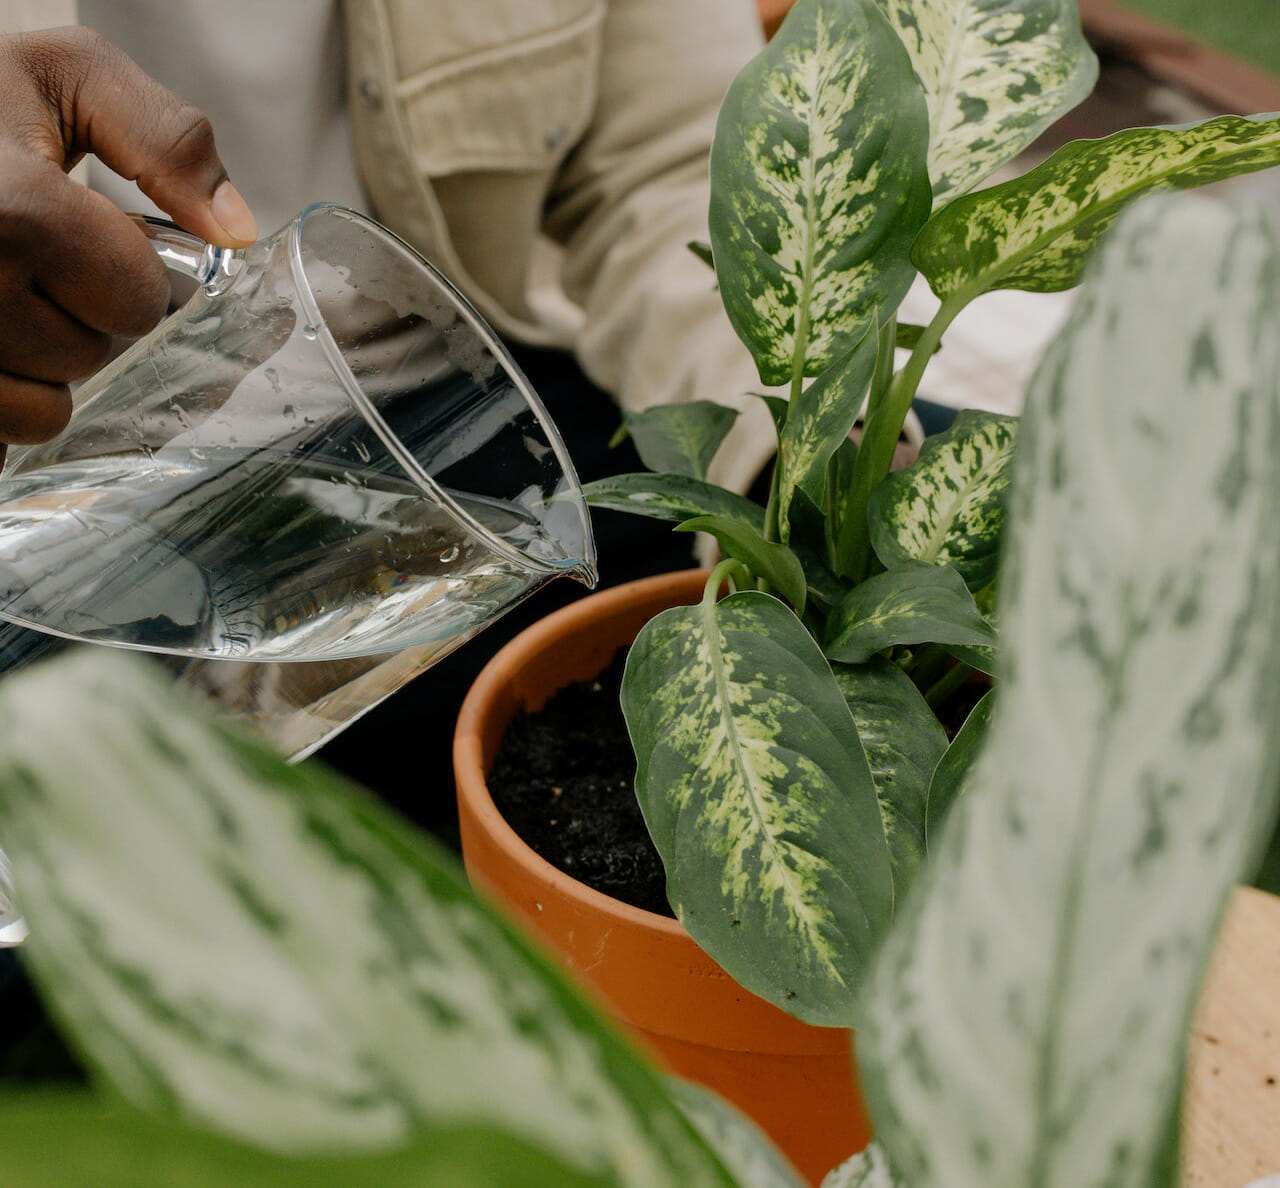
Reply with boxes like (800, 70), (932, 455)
(0, 653), (735, 1188)
(689, 240), (715, 269)
(668, 1080), (807, 1188)
(777, 328), (878, 543)
(915, 112), (1280, 302)
(894, 322), (931, 351)
(677, 515), (807, 613)
(940, 637), (997, 675)
(924, 686), (994, 849)
(622, 588), (894, 1026)
(582, 473), (765, 531)
(825, 562), (996, 663)
(710, 0), (931, 386)
(822, 1143), (900, 1188)
(869, 410), (1018, 590)
(831, 659), (948, 894)
(876, 0), (1097, 207)
(0, 1093), (603, 1188)
(618, 402), (741, 481)
(860, 196), (1280, 1188)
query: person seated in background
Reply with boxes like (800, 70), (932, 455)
(0, 2), (776, 807)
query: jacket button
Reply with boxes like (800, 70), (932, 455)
(358, 78), (384, 110)
(544, 120), (569, 150)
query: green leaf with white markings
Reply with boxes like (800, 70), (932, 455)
(869, 410), (1018, 590)
(825, 562), (996, 663)
(0, 652), (736, 1188)
(915, 112), (1280, 302)
(876, 0), (1097, 208)
(777, 327), (878, 544)
(582, 473), (765, 531)
(0, 1093), (604, 1188)
(616, 402), (741, 480)
(622, 588), (894, 1026)
(677, 515), (808, 613)
(710, 0), (931, 386)
(940, 637), (997, 675)
(668, 1080), (808, 1188)
(925, 687), (994, 850)
(860, 196), (1280, 1188)
(821, 1143), (900, 1188)
(894, 322), (931, 351)
(832, 658), (948, 895)
(689, 240), (715, 269)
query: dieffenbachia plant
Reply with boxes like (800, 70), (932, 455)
(0, 653), (803, 1188)
(0, 202), (1277, 1188)
(583, 0), (1280, 1027)
(842, 193), (1280, 1186)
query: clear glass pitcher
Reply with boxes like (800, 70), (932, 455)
(0, 203), (596, 757)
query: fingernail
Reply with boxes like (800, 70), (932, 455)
(211, 181), (258, 245)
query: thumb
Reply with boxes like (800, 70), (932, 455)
(17, 28), (258, 247)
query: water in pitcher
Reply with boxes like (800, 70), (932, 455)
(0, 452), (552, 661)
(0, 452), (560, 756)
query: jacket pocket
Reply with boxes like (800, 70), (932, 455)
(397, 3), (604, 176)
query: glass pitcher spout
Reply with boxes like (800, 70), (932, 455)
(569, 559), (599, 588)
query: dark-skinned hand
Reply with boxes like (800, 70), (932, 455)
(0, 26), (257, 466)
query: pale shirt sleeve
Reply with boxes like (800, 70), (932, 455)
(542, 0), (781, 496)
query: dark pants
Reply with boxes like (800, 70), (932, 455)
(318, 345), (696, 838)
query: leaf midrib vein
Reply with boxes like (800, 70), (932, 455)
(698, 598), (829, 949)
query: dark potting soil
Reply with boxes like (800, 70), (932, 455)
(488, 650), (675, 918)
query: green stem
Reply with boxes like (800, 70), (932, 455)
(706, 559), (751, 605)
(904, 642), (950, 691)
(925, 660), (975, 713)
(869, 316), (897, 408)
(833, 297), (966, 582)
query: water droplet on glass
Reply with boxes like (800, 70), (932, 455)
(302, 324), (318, 340)
(352, 439), (371, 463)
(439, 544), (460, 564)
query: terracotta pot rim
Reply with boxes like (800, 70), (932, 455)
(454, 567), (710, 940)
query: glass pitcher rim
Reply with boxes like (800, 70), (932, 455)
(287, 202), (597, 582)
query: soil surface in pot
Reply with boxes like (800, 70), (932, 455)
(488, 650), (675, 918)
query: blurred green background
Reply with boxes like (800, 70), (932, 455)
(1122, 0), (1280, 75)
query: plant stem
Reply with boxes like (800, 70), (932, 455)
(706, 558), (751, 605)
(869, 316), (897, 408)
(925, 660), (976, 712)
(833, 297), (966, 581)
(904, 642), (950, 690)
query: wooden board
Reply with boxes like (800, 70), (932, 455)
(1184, 887), (1280, 1185)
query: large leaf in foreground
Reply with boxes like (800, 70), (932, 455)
(582, 473), (765, 531)
(915, 113), (1280, 301)
(776, 328), (878, 544)
(669, 1080), (808, 1188)
(617, 402), (740, 481)
(623, 588), (893, 1025)
(0, 1093), (601, 1188)
(825, 563), (996, 663)
(868, 410), (1018, 591)
(876, 0), (1096, 207)
(0, 653), (734, 1188)
(710, 0), (931, 385)
(822, 1143), (899, 1188)
(831, 659), (947, 894)
(860, 196), (1280, 1188)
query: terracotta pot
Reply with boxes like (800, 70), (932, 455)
(454, 569), (872, 1186)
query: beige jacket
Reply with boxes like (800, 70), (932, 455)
(2, 0), (777, 493)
